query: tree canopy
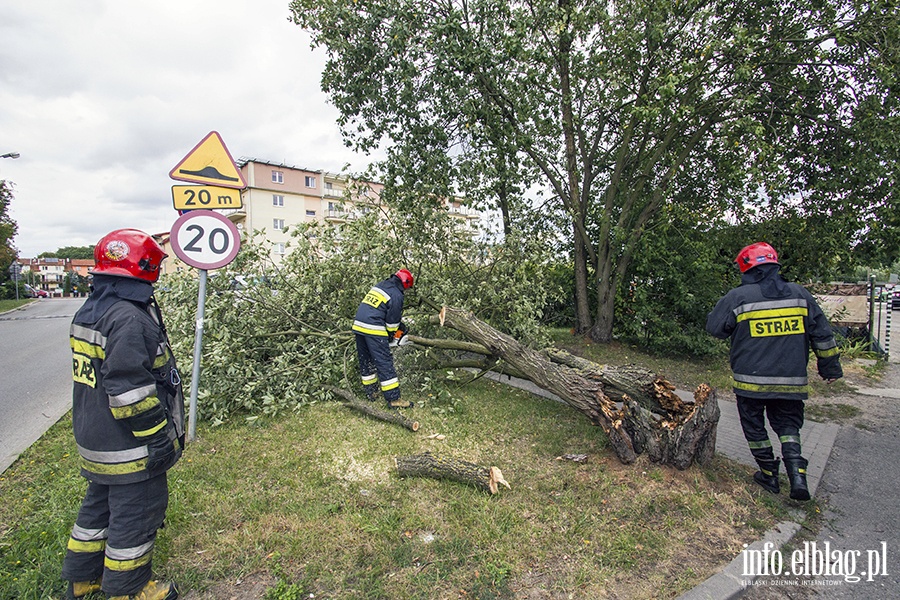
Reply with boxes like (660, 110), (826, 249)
(0, 180), (18, 278)
(38, 245), (94, 259)
(290, 0), (900, 341)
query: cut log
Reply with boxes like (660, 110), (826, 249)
(435, 306), (719, 469)
(395, 452), (510, 494)
(327, 386), (419, 432)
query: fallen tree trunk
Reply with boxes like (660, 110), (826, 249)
(409, 334), (682, 414)
(438, 306), (638, 464)
(395, 452), (510, 494)
(327, 386), (419, 432)
(435, 306), (719, 469)
(545, 348), (689, 416)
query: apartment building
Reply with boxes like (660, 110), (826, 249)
(159, 158), (479, 273)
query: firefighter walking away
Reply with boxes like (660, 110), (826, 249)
(706, 242), (842, 501)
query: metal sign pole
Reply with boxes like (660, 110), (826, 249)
(187, 268), (208, 442)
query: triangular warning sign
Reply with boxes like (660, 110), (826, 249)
(169, 131), (247, 189)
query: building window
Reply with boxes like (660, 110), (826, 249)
(272, 170), (284, 184)
(325, 182), (333, 190)
(273, 219), (285, 230)
(305, 176), (316, 188)
(306, 210), (316, 217)
(274, 243), (286, 255)
(273, 195), (284, 207)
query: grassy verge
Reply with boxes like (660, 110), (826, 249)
(1, 337), (795, 600)
(0, 298), (35, 313)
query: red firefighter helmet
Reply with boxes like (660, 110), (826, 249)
(92, 229), (167, 282)
(735, 242), (779, 273)
(394, 268), (414, 289)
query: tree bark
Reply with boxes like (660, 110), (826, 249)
(327, 386), (419, 432)
(438, 306), (638, 464)
(435, 306), (719, 469)
(544, 349), (688, 416)
(395, 452), (510, 495)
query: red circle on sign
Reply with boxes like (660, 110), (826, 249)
(170, 210), (241, 270)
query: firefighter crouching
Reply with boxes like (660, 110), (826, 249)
(353, 269), (415, 409)
(706, 242), (842, 501)
(63, 229), (183, 600)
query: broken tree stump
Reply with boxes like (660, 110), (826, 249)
(621, 384), (720, 470)
(327, 386), (419, 432)
(395, 452), (510, 494)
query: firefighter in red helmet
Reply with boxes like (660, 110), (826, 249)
(352, 269), (415, 408)
(62, 229), (183, 600)
(706, 242), (842, 501)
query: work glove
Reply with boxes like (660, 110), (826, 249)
(146, 432), (176, 473)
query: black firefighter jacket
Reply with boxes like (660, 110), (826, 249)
(706, 266), (843, 400)
(352, 275), (406, 337)
(69, 276), (185, 485)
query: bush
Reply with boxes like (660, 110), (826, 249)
(158, 210), (561, 424)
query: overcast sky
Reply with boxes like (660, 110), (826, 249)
(1, 0), (374, 258)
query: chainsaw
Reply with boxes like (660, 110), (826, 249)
(389, 328), (413, 347)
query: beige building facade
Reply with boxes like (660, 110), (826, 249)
(159, 158), (478, 274)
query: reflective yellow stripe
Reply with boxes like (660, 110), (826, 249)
(104, 553), (152, 572)
(381, 381), (399, 391)
(352, 324), (389, 336)
(815, 346), (841, 358)
(110, 396), (160, 420)
(736, 307), (808, 322)
(133, 420), (167, 438)
(68, 538), (106, 553)
(70, 338), (105, 359)
(81, 457), (147, 476)
(153, 347), (171, 369)
(733, 380), (810, 394)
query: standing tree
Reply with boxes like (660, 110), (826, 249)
(290, 0), (899, 341)
(0, 180), (18, 280)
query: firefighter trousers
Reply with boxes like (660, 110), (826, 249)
(355, 333), (401, 402)
(736, 395), (805, 462)
(62, 473), (169, 596)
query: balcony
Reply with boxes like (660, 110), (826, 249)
(325, 209), (350, 223)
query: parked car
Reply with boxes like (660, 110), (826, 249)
(23, 284), (49, 298)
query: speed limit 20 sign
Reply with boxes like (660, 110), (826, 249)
(170, 210), (240, 270)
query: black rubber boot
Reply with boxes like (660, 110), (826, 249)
(753, 458), (781, 494)
(784, 457), (811, 501)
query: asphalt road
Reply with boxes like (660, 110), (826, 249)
(0, 297), (85, 473)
